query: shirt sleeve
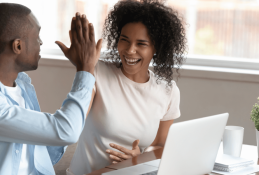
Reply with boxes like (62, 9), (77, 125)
(161, 81), (181, 121)
(47, 146), (67, 165)
(0, 71), (95, 146)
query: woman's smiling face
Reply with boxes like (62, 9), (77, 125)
(117, 22), (156, 77)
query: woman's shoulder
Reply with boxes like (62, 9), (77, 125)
(149, 70), (179, 98)
(97, 59), (117, 69)
(150, 69), (177, 88)
(95, 59), (119, 79)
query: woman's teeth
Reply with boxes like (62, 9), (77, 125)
(124, 56), (140, 65)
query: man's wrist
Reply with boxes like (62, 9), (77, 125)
(76, 68), (94, 75)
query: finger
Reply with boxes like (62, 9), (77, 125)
(75, 12), (83, 42)
(55, 41), (68, 55)
(106, 149), (129, 160)
(96, 39), (103, 54)
(109, 155), (123, 162)
(71, 17), (78, 44)
(132, 140), (140, 150)
(112, 161), (118, 164)
(89, 23), (95, 43)
(110, 143), (132, 155)
(81, 14), (89, 41)
(69, 30), (72, 43)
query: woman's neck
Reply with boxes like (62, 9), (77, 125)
(121, 66), (150, 83)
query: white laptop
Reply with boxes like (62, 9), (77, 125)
(102, 113), (229, 175)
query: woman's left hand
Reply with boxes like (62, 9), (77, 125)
(106, 139), (141, 164)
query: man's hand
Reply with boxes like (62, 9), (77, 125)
(106, 140), (141, 164)
(55, 12), (102, 74)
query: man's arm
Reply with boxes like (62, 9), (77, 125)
(0, 71), (94, 146)
(46, 87), (96, 165)
(0, 13), (102, 146)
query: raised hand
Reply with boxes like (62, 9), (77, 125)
(55, 12), (102, 74)
(106, 140), (141, 164)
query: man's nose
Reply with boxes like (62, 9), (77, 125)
(39, 38), (43, 46)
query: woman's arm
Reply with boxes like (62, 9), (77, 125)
(106, 120), (174, 163)
(144, 120), (174, 152)
(86, 88), (96, 118)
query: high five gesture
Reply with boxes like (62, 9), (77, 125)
(56, 12), (102, 75)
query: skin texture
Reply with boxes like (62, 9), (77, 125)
(0, 3), (32, 55)
(56, 13), (102, 74)
(0, 13), (42, 87)
(118, 22), (155, 83)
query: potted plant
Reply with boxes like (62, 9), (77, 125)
(250, 97), (259, 157)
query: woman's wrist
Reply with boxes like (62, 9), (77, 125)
(144, 146), (163, 152)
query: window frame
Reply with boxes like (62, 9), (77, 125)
(41, 48), (259, 71)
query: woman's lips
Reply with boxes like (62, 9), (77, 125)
(124, 56), (141, 65)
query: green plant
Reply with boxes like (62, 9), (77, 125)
(251, 97), (259, 131)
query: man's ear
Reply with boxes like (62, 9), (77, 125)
(12, 39), (23, 55)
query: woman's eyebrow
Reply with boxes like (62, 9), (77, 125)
(137, 39), (149, 43)
(121, 34), (128, 38)
(121, 35), (149, 43)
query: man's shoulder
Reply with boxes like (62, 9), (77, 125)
(17, 72), (31, 84)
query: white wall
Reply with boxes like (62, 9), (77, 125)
(174, 68), (259, 145)
(27, 58), (259, 145)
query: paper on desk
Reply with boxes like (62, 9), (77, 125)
(212, 165), (259, 175)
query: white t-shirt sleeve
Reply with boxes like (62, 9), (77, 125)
(161, 81), (181, 121)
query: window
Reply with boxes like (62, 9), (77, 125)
(1, 0), (259, 63)
(170, 0), (259, 60)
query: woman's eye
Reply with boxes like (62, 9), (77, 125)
(138, 43), (147, 46)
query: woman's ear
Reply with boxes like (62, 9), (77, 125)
(12, 39), (22, 55)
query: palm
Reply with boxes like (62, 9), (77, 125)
(106, 140), (141, 163)
(55, 14), (102, 73)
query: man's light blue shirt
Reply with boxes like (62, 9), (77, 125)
(0, 71), (95, 175)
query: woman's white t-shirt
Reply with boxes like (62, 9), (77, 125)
(68, 61), (181, 175)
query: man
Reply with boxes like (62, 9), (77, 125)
(0, 3), (102, 175)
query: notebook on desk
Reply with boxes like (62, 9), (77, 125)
(103, 113), (229, 175)
(213, 154), (254, 172)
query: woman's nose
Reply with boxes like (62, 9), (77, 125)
(126, 43), (136, 54)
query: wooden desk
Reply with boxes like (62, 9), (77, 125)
(87, 144), (259, 175)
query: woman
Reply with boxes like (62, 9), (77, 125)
(67, 0), (186, 174)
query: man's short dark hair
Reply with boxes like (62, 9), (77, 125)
(0, 3), (32, 54)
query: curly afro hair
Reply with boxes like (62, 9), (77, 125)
(103, 0), (187, 87)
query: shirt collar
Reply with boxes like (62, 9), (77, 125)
(0, 72), (31, 94)
(17, 72), (31, 84)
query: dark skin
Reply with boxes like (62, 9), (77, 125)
(118, 22), (155, 83)
(0, 12), (102, 87)
(0, 13), (42, 87)
(56, 13), (102, 74)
